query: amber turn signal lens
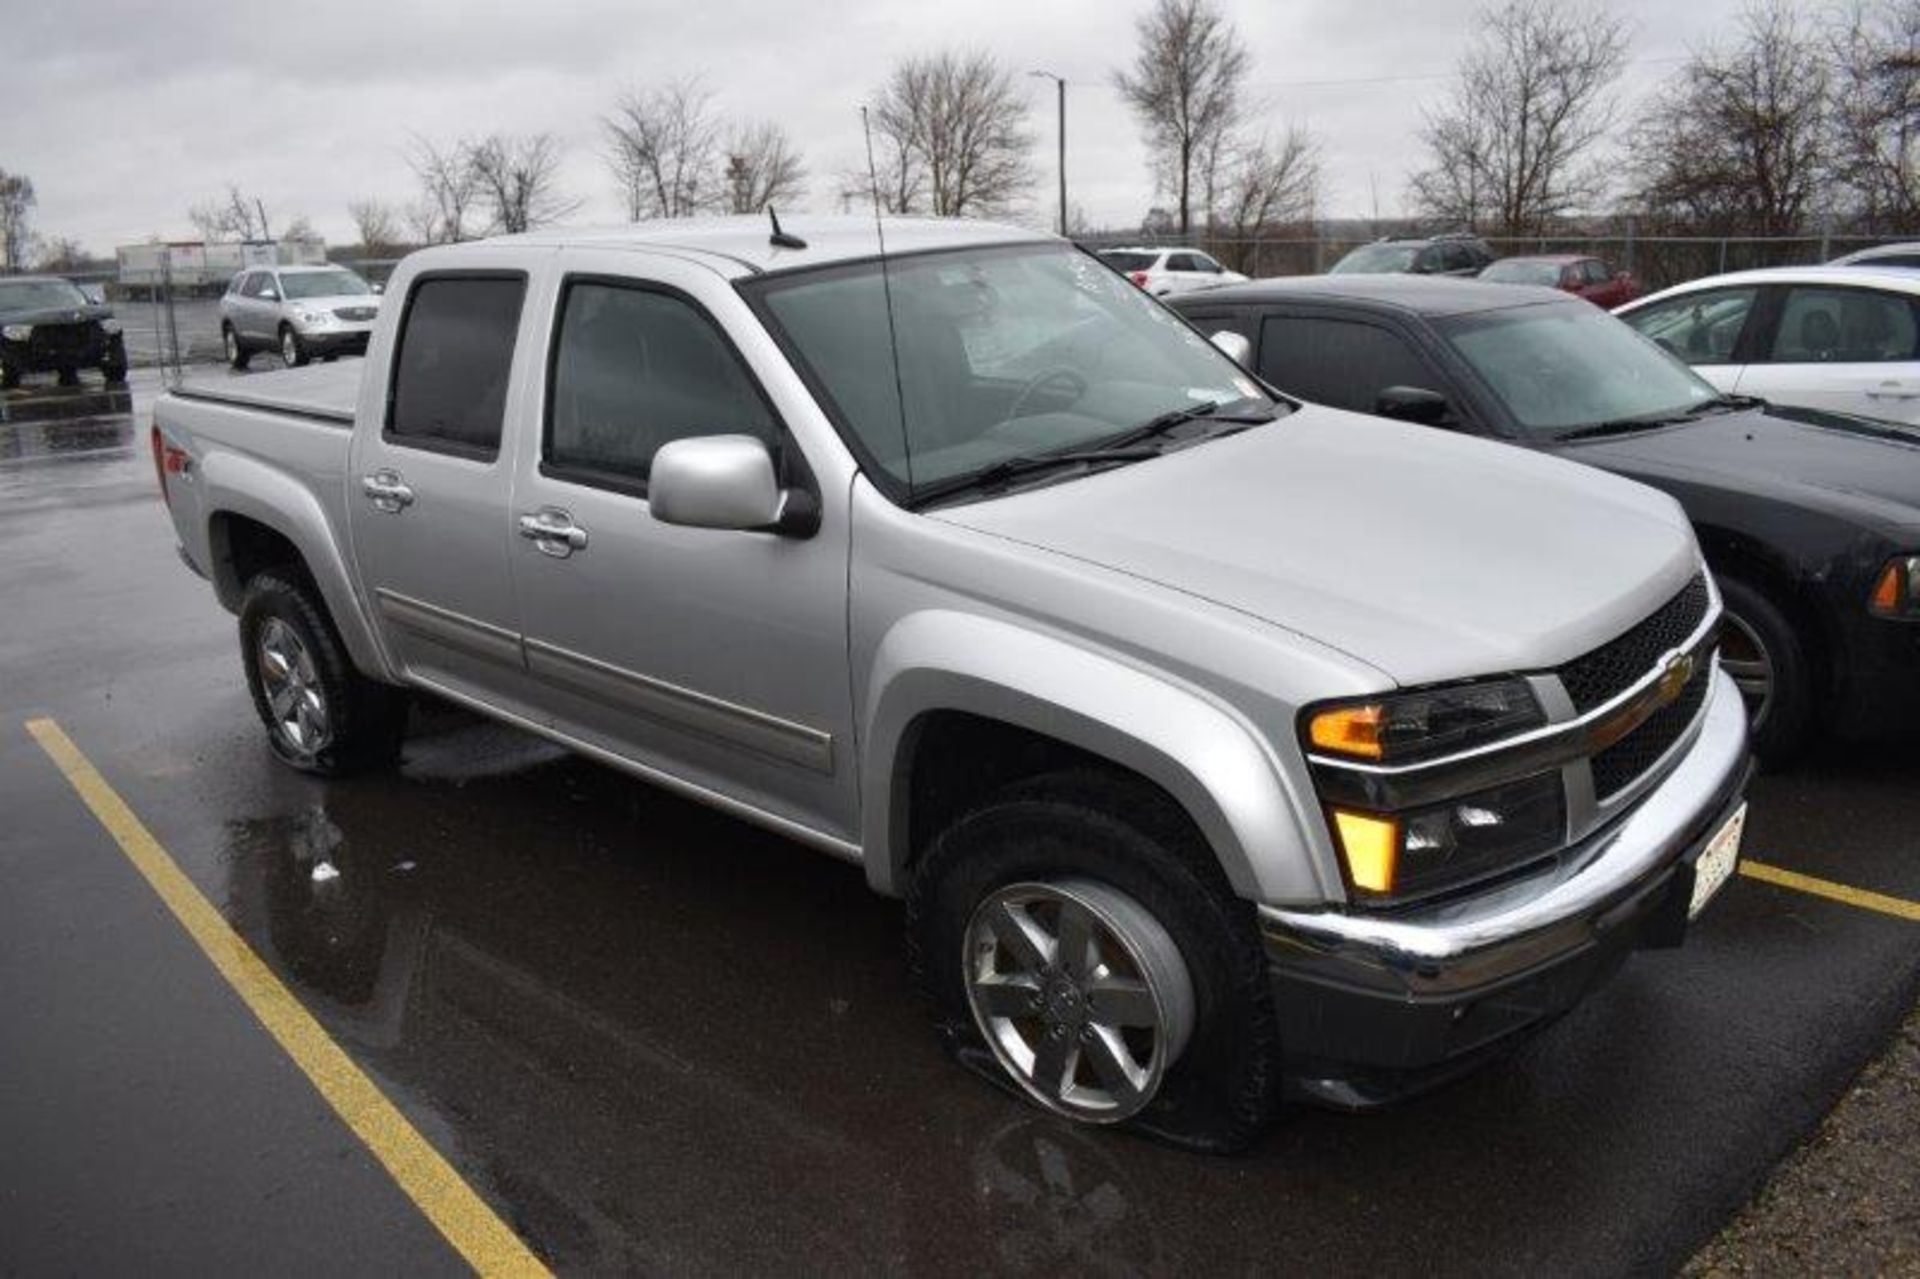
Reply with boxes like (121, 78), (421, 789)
(1308, 704), (1386, 759)
(1870, 561), (1905, 616)
(1331, 809), (1399, 893)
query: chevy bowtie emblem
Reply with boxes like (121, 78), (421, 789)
(1657, 652), (1695, 705)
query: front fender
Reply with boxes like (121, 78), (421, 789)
(861, 610), (1336, 907)
(200, 451), (394, 680)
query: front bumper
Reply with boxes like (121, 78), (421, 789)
(295, 326), (372, 356)
(1260, 667), (1751, 1106)
(2, 325), (113, 373)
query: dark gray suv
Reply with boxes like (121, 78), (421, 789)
(1328, 233), (1495, 278)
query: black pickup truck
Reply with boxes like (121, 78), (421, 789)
(0, 275), (129, 390)
(1173, 276), (1920, 764)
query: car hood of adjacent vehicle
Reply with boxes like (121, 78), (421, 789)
(0, 303), (114, 327)
(934, 406), (1701, 687)
(1560, 403), (1920, 533)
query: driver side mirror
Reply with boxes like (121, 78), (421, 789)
(1209, 329), (1252, 365)
(650, 435), (819, 538)
(260, 288), (279, 301)
(371, 282), (385, 296)
(1375, 385), (1454, 426)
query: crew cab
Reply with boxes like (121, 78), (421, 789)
(153, 216), (1751, 1149)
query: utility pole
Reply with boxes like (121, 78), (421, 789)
(1029, 70), (1067, 236)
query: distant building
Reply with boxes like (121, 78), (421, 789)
(114, 239), (326, 297)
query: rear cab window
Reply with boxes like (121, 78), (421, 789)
(385, 274), (528, 461)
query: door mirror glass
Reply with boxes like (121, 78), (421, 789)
(260, 287), (279, 301)
(1209, 329), (1252, 365)
(650, 435), (814, 535)
(1375, 385), (1452, 425)
(371, 282), (385, 296)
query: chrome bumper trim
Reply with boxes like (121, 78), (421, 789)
(1260, 667), (1749, 994)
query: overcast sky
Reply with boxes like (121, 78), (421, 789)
(12, 0), (1753, 255)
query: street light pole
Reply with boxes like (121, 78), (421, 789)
(1029, 70), (1067, 236)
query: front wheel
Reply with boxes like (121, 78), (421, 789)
(239, 570), (406, 775)
(1716, 573), (1813, 766)
(907, 771), (1281, 1152)
(224, 324), (251, 371)
(279, 325), (310, 368)
(100, 336), (127, 385)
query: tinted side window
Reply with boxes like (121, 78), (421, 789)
(1165, 252), (1201, 272)
(1620, 288), (1757, 364)
(547, 281), (777, 487)
(1192, 254), (1224, 274)
(1441, 244), (1475, 273)
(1768, 286), (1919, 363)
(1583, 259), (1613, 286)
(387, 275), (526, 459)
(240, 272), (265, 298)
(1258, 314), (1437, 413)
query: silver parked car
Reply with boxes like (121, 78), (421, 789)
(219, 264), (382, 369)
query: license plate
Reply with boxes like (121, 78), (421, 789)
(1689, 803), (1746, 919)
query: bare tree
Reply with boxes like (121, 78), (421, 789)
(407, 137), (482, 243)
(1409, 0), (1628, 235)
(866, 50), (1034, 217)
(1114, 0), (1250, 237)
(1211, 128), (1321, 268)
(35, 235), (87, 273)
(0, 169), (35, 271)
(468, 133), (581, 234)
(188, 185), (271, 241)
(347, 198), (401, 252)
(1628, 2), (1830, 235)
(1831, 0), (1920, 232)
(603, 79), (723, 219)
(724, 122), (806, 213)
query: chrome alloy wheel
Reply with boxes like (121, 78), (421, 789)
(1720, 613), (1775, 728)
(281, 329), (299, 367)
(224, 327), (240, 363)
(963, 879), (1195, 1124)
(257, 618), (331, 758)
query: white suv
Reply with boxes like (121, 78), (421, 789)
(1099, 246), (1248, 297)
(219, 265), (383, 370)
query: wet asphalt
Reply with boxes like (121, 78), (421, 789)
(2, 370), (1917, 1277)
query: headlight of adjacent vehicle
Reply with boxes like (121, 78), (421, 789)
(1869, 556), (1919, 617)
(1327, 772), (1566, 901)
(100, 319), (122, 336)
(1303, 678), (1545, 764)
(297, 309), (333, 327)
(1, 323), (30, 341)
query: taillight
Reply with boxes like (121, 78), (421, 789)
(150, 424), (169, 506)
(1129, 270), (1150, 288)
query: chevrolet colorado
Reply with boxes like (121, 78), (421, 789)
(153, 216), (1752, 1149)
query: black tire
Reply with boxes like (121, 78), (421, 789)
(1716, 573), (1814, 766)
(239, 570), (406, 776)
(279, 324), (310, 368)
(100, 336), (128, 385)
(906, 769), (1281, 1153)
(56, 366), (79, 387)
(0, 359), (18, 391)
(223, 324), (251, 371)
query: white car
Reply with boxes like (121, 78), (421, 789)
(1098, 246), (1247, 297)
(1615, 266), (1920, 423)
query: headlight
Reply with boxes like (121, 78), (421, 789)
(1328, 772), (1566, 901)
(100, 319), (122, 336)
(1, 324), (30, 341)
(1869, 556), (1919, 617)
(297, 309), (333, 326)
(1303, 678), (1545, 764)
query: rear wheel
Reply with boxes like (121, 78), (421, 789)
(1716, 573), (1813, 766)
(224, 324), (251, 371)
(239, 570), (406, 775)
(908, 771), (1280, 1152)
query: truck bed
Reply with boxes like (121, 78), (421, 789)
(171, 362), (362, 425)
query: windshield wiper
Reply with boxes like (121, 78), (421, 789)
(909, 447), (1160, 506)
(1557, 410), (1708, 442)
(1102, 399), (1279, 449)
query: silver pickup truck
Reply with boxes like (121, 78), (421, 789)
(153, 216), (1751, 1150)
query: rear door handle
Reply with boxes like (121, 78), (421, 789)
(361, 470), (414, 512)
(518, 508), (589, 558)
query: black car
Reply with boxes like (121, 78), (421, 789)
(0, 275), (129, 390)
(1326, 233), (1496, 278)
(1172, 277), (1920, 762)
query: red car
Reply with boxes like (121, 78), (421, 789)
(1479, 254), (1643, 307)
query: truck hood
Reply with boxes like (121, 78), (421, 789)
(935, 407), (1701, 687)
(1560, 403), (1920, 534)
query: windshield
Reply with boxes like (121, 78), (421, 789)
(1479, 259), (1564, 287)
(0, 278), (89, 311)
(748, 242), (1271, 499)
(1330, 244), (1418, 274)
(1440, 301), (1721, 439)
(1098, 250), (1158, 272)
(280, 269), (372, 300)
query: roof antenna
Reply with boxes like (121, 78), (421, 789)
(862, 105), (914, 495)
(768, 206), (807, 250)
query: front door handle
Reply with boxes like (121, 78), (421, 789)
(361, 470), (414, 513)
(518, 508), (589, 558)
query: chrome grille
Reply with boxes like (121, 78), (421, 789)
(334, 306), (378, 321)
(1589, 660), (1712, 799)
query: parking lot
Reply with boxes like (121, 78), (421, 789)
(0, 367), (1911, 1275)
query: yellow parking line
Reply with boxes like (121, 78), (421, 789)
(24, 718), (549, 1279)
(1741, 859), (1920, 923)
